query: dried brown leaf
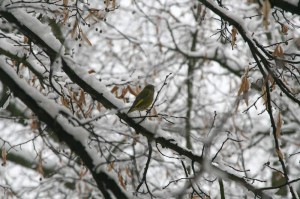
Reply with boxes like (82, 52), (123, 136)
(85, 103), (94, 118)
(272, 45), (284, 58)
(276, 148), (284, 160)
(63, 0), (68, 6)
(31, 76), (37, 84)
(60, 96), (69, 107)
(192, 193), (202, 199)
(84, 11), (93, 21)
(63, 9), (69, 25)
(86, 9), (106, 21)
(112, 0), (116, 9)
(262, 0), (271, 30)
(105, 0), (110, 8)
(276, 112), (282, 138)
(2, 148), (7, 166)
(237, 69), (249, 106)
(119, 87), (128, 99)
(118, 171), (126, 190)
(261, 84), (268, 110)
(79, 167), (88, 179)
(79, 89), (86, 105)
(71, 91), (77, 102)
(107, 162), (114, 172)
(97, 102), (102, 111)
(30, 119), (39, 130)
(88, 69), (96, 74)
(268, 75), (276, 91)
(71, 19), (78, 38)
(231, 27), (238, 49)
(11, 60), (18, 66)
(127, 85), (137, 96)
(125, 166), (132, 178)
(111, 86), (119, 94)
(281, 24), (289, 35)
(24, 36), (29, 44)
(238, 75), (249, 96)
(62, 0), (69, 24)
(37, 153), (44, 177)
(80, 29), (92, 46)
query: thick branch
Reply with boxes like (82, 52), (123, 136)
(0, 58), (128, 199)
(198, 0), (300, 105)
(0, 9), (272, 199)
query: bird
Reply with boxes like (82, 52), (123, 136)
(127, 84), (155, 113)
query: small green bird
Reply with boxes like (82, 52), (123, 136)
(127, 84), (155, 113)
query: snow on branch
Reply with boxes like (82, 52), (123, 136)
(0, 57), (129, 199)
(0, 4), (275, 198)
